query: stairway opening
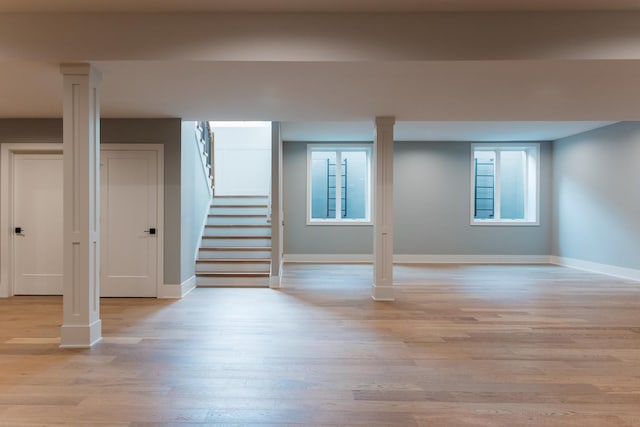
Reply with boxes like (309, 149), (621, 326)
(196, 121), (272, 287)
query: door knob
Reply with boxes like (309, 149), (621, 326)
(144, 228), (157, 235)
(15, 227), (23, 234)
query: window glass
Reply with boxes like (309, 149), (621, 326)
(499, 150), (526, 220)
(341, 151), (367, 220)
(472, 144), (539, 225)
(473, 150), (495, 219)
(310, 151), (336, 220)
(308, 146), (371, 224)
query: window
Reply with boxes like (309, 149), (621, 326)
(471, 143), (539, 225)
(307, 144), (372, 224)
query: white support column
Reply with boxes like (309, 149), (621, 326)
(270, 121), (284, 289)
(372, 116), (396, 301)
(60, 64), (102, 348)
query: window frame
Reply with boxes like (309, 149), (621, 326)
(470, 142), (540, 226)
(306, 143), (373, 226)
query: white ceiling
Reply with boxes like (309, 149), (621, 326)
(1, 0), (639, 12)
(2, 60), (639, 122)
(1, 10), (638, 142)
(281, 121), (616, 142)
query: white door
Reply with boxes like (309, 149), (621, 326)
(13, 154), (63, 295)
(101, 150), (158, 297)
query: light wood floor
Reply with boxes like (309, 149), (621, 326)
(1, 264), (640, 426)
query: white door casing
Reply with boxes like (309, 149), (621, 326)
(12, 153), (64, 295)
(100, 148), (160, 297)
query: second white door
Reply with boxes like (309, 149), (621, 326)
(101, 149), (159, 297)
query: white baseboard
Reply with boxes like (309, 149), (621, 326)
(158, 276), (197, 299)
(394, 254), (553, 264)
(551, 256), (640, 282)
(0, 282), (8, 298)
(281, 254), (640, 283)
(283, 254), (551, 265)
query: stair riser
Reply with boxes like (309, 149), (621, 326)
(203, 227), (271, 237)
(196, 276), (270, 287)
(198, 250), (272, 259)
(201, 238), (271, 247)
(212, 196), (269, 206)
(196, 263), (270, 273)
(206, 216), (269, 225)
(209, 206), (268, 215)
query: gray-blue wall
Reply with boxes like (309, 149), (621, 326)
(552, 122), (640, 269)
(283, 140), (552, 256)
(284, 142), (373, 254)
(395, 141), (551, 255)
(394, 142), (551, 255)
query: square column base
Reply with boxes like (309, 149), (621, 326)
(371, 283), (394, 301)
(270, 275), (282, 289)
(60, 319), (102, 348)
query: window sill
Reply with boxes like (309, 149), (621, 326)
(471, 220), (539, 227)
(307, 219), (373, 226)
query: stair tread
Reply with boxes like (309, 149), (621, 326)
(205, 224), (270, 228)
(196, 272), (270, 277)
(208, 214), (267, 217)
(200, 247), (272, 251)
(209, 204), (269, 209)
(213, 195), (268, 198)
(202, 235), (272, 239)
(197, 258), (271, 263)
(198, 195), (273, 276)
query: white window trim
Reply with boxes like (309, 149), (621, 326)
(306, 143), (373, 226)
(470, 142), (540, 226)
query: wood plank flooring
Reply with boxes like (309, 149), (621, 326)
(1, 264), (640, 426)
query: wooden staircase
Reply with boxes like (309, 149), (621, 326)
(196, 195), (271, 287)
